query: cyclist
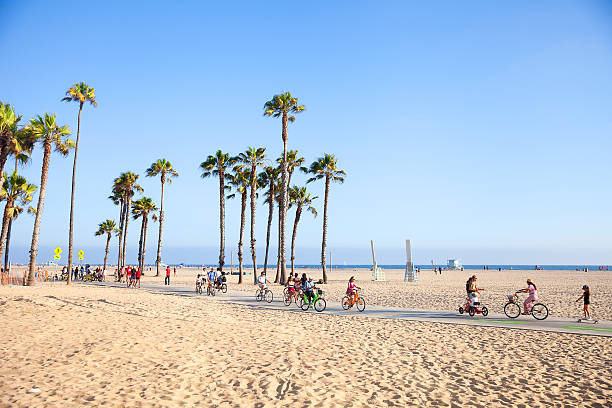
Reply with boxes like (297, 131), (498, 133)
(286, 273), (297, 302)
(346, 276), (361, 309)
(304, 276), (315, 303)
(206, 268), (216, 291)
(517, 279), (538, 315)
(215, 270), (226, 289)
(463, 275), (482, 312)
(195, 274), (203, 291)
(257, 271), (270, 292)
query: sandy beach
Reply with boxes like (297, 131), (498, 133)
(1, 270), (611, 407)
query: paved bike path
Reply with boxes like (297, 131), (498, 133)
(88, 281), (612, 338)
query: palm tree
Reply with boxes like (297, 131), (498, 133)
(258, 166), (280, 275)
(288, 186), (318, 275)
(306, 154), (346, 283)
(263, 92), (305, 284)
(62, 83), (97, 285)
(25, 114), (73, 286)
(132, 197), (157, 272)
(145, 159), (178, 276)
(227, 169), (249, 284)
(0, 102), (22, 188)
(200, 151), (236, 271)
(95, 220), (118, 273)
(112, 172), (142, 270)
(235, 147), (266, 282)
(0, 171), (36, 266)
(274, 150), (305, 282)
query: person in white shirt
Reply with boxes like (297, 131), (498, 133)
(257, 271), (269, 291)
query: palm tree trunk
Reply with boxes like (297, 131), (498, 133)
(263, 180), (274, 274)
(122, 195), (132, 267)
(156, 176), (165, 276)
(67, 103), (83, 286)
(27, 141), (52, 285)
(4, 217), (12, 273)
(0, 201), (14, 265)
(291, 204), (302, 275)
(250, 165), (258, 284)
(279, 113), (288, 285)
(219, 171), (225, 270)
(103, 233), (111, 273)
(321, 175), (330, 283)
(275, 206), (281, 283)
(138, 216), (144, 272)
(117, 198), (125, 277)
(238, 190), (246, 284)
(142, 215), (149, 272)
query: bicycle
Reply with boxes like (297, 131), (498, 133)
(214, 281), (228, 294)
(255, 287), (274, 303)
(341, 291), (366, 312)
(504, 293), (549, 320)
(195, 281), (203, 294)
(298, 287), (326, 312)
(206, 282), (215, 296)
(283, 287), (301, 306)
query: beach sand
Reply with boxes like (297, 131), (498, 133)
(0, 282), (610, 407)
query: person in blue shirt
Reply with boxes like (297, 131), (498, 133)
(207, 268), (216, 291)
(304, 277), (315, 303)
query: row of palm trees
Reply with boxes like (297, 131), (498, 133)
(98, 160), (179, 276)
(200, 92), (345, 285)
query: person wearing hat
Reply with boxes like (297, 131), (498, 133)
(576, 285), (591, 320)
(304, 276), (315, 303)
(517, 279), (538, 315)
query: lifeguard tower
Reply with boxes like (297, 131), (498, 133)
(447, 259), (462, 270)
(370, 240), (386, 281)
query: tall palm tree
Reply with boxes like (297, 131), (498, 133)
(235, 147), (266, 282)
(108, 189), (124, 275)
(259, 166), (280, 275)
(95, 219), (118, 273)
(0, 172), (36, 264)
(25, 114), (73, 286)
(132, 197), (157, 272)
(62, 83), (97, 285)
(306, 154), (346, 283)
(145, 159), (178, 276)
(288, 186), (318, 275)
(112, 172), (142, 270)
(263, 92), (305, 284)
(4, 129), (35, 272)
(274, 150), (305, 282)
(0, 102), (22, 188)
(200, 151), (236, 271)
(227, 169), (249, 284)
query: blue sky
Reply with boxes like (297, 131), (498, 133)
(1, 1), (611, 265)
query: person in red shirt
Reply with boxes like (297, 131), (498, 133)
(136, 267), (142, 288)
(165, 267), (171, 285)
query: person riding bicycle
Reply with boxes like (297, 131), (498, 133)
(517, 279), (538, 315)
(206, 268), (216, 290)
(286, 274), (297, 301)
(463, 275), (482, 311)
(304, 277), (315, 303)
(215, 270), (226, 289)
(346, 276), (361, 308)
(257, 271), (269, 292)
(196, 273), (203, 289)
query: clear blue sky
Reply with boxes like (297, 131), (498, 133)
(1, 1), (611, 265)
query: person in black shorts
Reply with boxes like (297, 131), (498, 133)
(576, 285), (591, 320)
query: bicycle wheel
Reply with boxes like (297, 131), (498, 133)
(283, 294), (292, 306)
(255, 291), (263, 301)
(296, 296), (303, 308)
(283, 287), (288, 298)
(314, 298), (327, 312)
(300, 298), (310, 311)
(356, 297), (366, 312)
(531, 303), (548, 320)
(211, 287), (215, 296)
(504, 302), (520, 318)
(458, 307), (464, 314)
(481, 306), (488, 317)
(341, 296), (350, 310)
(221, 283), (227, 293)
(206, 286), (211, 296)
(468, 307), (475, 317)
(265, 290), (273, 303)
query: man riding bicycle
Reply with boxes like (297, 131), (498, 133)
(206, 268), (216, 291)
(304, 276), (315, 303)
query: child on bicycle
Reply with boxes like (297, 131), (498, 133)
(576, 285), (591, 320)
(346, 276), (361, 308)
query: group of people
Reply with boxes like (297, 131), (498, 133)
(464, 275), (593, 319)
(118, 265), (142, 288)
(196, 267), (227, 291)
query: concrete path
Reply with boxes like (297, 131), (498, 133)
(88, 281), (612, 338)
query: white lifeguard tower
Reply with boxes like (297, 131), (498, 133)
(447, 259), (462, 270)
(404, 239), (417, 282)
(370, 240), (386, 281)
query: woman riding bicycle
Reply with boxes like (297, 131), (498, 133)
(346, 276), (361, 308)
(286, 274), (297, 301)
(517, 279), (538, 315)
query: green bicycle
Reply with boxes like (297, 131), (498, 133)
(298, 287), (327, 312)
